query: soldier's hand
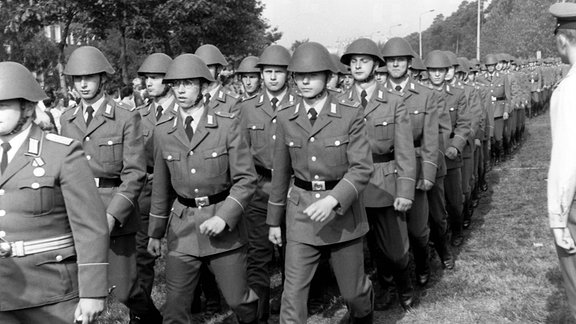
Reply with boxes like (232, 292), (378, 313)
(106, 213), (116, 234)
(445, 147), (459, 160)
(304, 195), (338, 222)
(269, 226), (283, 247)
(475, 139), (482, 147)
(74, 297), (105, 324)
(147, 238), (162, 257)
(394, 197), (412, 212)
(199, 216), (226, 236)
(553, 228), (576, 254)
(416, 179), (434, 191)
(503, 112), (509, 120)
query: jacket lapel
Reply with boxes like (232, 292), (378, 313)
(0, 125), (43, 187)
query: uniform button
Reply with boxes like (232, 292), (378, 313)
(272, 135), (276, 140)
(414, 110), (419, 114)
(191, 169), (196, 174)
(383, 122), (388, 126)
(85, 136), (90, 141)
(107, 140), (113, 145)
(364, 118), (367, 122)
(311, 156), (317, 161)
(272, 119), (277, 124)
(449, 108), (455, 111)
(252, 125), (257, 130)
(0, 189), (4, 195)
(0, 210), (5, 217)
(0, 231), (5, 238)
(167, 155), (173, 160)
(189, 151), (194, 156)
(212, 152), (218, 157)
(86, 155), (91, 160)
(314, 175), (320, 180)
(31, 183), (40, 189)
(55, 255), (63, 262)
(310, 137), (315, 142)
(335, 140), (340, 146)
(194, 189), (199, 193)
(289, 142), (294, 147)
(315, 193), (321, 199)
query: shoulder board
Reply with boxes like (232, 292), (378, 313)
(214, 111), (236, 119)
(277, 101), (296, 112)
(327, 87), (343, 93)
(340, 99), (360, 108)
(45, 133), (74, 146)
(116, 101), (136, 111)
(225, 89), (240, 99)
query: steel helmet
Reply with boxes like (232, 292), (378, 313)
(0, 62), (47, 102)
(484, 54), (498, 65)
(410, 53), (427, 71)
(288, 42), (337, 73)
(137, 53), (172, 75)
(340, 38), (384, 66)
(381, 37), (415, 59)
(163, 54), (215, 83)
(424, 50), (451, 69)
(64, 46), (115, 76)
(256, 45), (291, 67)
(376, 66), (388, 73)
(443, 51), (459, 66)
(237, 56), (260, 74)
(194, 44), (228, 66)
(456, 57), (470, 73)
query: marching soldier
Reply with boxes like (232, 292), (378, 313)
(237, 56), (262, 101)
(0, 62), (109, 324)
(59, 46), (149, 323)
(340, 38), (417, 310)
(267, 42), (374, 323)
(147, 53), (259, 324)
(134, 53), (177, 324)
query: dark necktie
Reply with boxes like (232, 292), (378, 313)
(0, 142), (11, 175)
(184, 116), (194, 141)
(271, 97), (279, 111)
(395, 85), (402, 92)
(204, 93), (211, 106)
(308, 108), (318, 126)
(85, 105), (94, 127)
(155, 105), (163, 121)
(360, 90), (368, 108)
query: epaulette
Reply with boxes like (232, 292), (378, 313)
(117, 101), (136, 111)
(327, 86), (343, 94)
(340, 99), (360, 108)
(214, 111), (236, 119)
(225, 88), (240, 100)
(45, 133), (74, 146)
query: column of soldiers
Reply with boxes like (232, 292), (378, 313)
(0, 34), (567, 324)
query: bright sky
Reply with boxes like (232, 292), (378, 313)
(261, 0), (472, 53)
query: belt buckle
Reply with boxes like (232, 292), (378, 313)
(311, 180), (326, 191)
(11, 241), (25, 257)
(0, 239), (12, 258)
(491, 96), (497, 102)
(195, 196), (210, 208)
(94, 178), (100, 188)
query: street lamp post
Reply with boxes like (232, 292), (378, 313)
(389, 24), (402, 37)
(419, 9), (435, 57)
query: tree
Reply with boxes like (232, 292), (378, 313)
(291, 38), (310, 52)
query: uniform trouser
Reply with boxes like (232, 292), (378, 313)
(556, 207), (576, 319)
(428, 176), (451, 260)
(517, 109), (525, 136)
(531, 92), (540, 115)
(281, 238), (373, 324)
(444, 167), (464, 236)
(473, 143), (482, 191)
(494, 117), (504, 142)
(407, 189), (430, 275)
(462, 146), (475, 198)
(0, 297), (76, 324)
(164, 248), (258, 324)
(245, 175), (275, 322)
(507, 110), (517, 144)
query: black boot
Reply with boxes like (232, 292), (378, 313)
(412, 236), (431, 287)
(253, 286), (270, 324)
(395, 265), (416, 311)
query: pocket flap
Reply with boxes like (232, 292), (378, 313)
(247, 123), (265, 130)
(285, 137), (302, 148)
(203, 146), (228, 159)
(18, 176), (56, 189)
(97, 136), (122, 146)
(162, 152), (181, 161)
(287, 187), (300, 205)
(325, 135), (350, 147)
(36, 246), (77, 265)
(373, 116), (395, 127)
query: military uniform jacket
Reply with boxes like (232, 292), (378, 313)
(439, 83), (471, 169)
(266, 94), (373, 246)
(475, 83), (494, 139)
(148, 107), (256, 257)
(0, 124), (109, 311)
(387, 79), (439, 183)
(476, 71), (511, 117)
(206, 84), (241, 113)
(61, 95), (146, 236)
(342, 84), (416, 208)
(238, 90), (297, 170)
(458, 81), (483, 158)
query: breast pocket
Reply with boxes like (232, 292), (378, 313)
(202, 146), (229, 177)
(324, 135), (349, 166)
(98, 136), (123, 164)
(409, 109), (426, 132)
(286, 137), (303, 166)
(162, 151), (183, 180)
(247, 123), (265, 149)
(373, 117), (395, 141)
(18, 176), (57, 216)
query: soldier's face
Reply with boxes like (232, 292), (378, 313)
(350, 55), (377, 82)
(375, 72), (387, 84)
(294, 72), (327, 98)
(261, 66), (287, 93)
(343, 75), (354, 88)
(240, 73), (261, 95)
(73, 74), (101, 100)
(486, 64), (496, 73)
(428, 68), (447, 86)
(171, 79), (201, 109)
(327, 73), (339, 88)
(0, 99), (23, 136)
(144, 73), (167, 98)
(496, 62), (503, 71)
(445, 66), (455, 81)
(385, 56), (409, 80)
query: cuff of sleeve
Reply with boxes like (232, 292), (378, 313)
(148, 214), (169, 238)
(108, 193), (134, 225)
(216, 197), (243, 230)
(422, 161), (437, 182)
(397, 177), (416, 201)
(330, 178), (358, 214)
(78, 263), (108, 298)
(266, 202), (286, 226)
(451, 135), (467, 152)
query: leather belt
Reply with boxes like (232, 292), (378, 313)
(372, 153), (395, 163)
(449, 132), (455, 139)
(95, 178), (122, 188)
(413, 139), (421, 148)
(255, 165), (272, 178)
(177, 188), (230, 208)
(294, 177), (338, 191)
(0, 233), (74, 258)
(146, 166), (154, 174)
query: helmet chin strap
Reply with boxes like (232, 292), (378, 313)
(6, 104), (33, 136)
